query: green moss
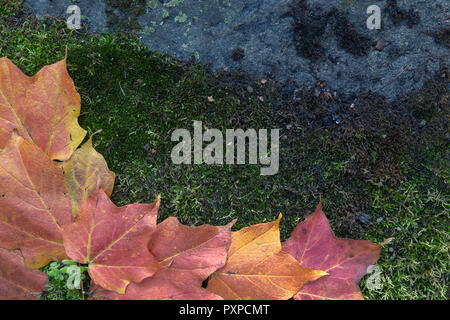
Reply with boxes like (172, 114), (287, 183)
(0, 1), (448, 300)
(162, 9), (169, 19)
(147, 0), (159, 9)
(40, 261), (90, 300)
(164, 0), (184, 8)
(0, 0), (23, 17)
(174, 11), (188, 23)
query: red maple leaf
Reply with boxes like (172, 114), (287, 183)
(283, 202), (383, 300)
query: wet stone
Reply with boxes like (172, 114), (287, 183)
(25, 0), (449, 102)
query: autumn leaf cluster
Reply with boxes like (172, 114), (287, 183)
(0, 56), (386, 300)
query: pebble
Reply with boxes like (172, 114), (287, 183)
(143, 144), (151, 152)
(357, 212), (371, 225)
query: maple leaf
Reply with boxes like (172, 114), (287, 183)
(0, 133), (73, 269)
(90, 278), (223, 300)
(149, 217), (234, 284)
(91, 217), (233, 300)
(0, 248), (47, 300)
(0, 57), (86, 161)
(62, 188), (161, 294)
(61, 133), (115, 216)
(207, 215), (327, 300)
(282, 202), (382, 300)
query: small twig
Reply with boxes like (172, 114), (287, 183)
(157, 168), (169, 194)
(118, 81), (126, 96)
(378, 64), (411, 90)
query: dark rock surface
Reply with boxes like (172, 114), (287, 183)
(25, 0), (449, 101)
